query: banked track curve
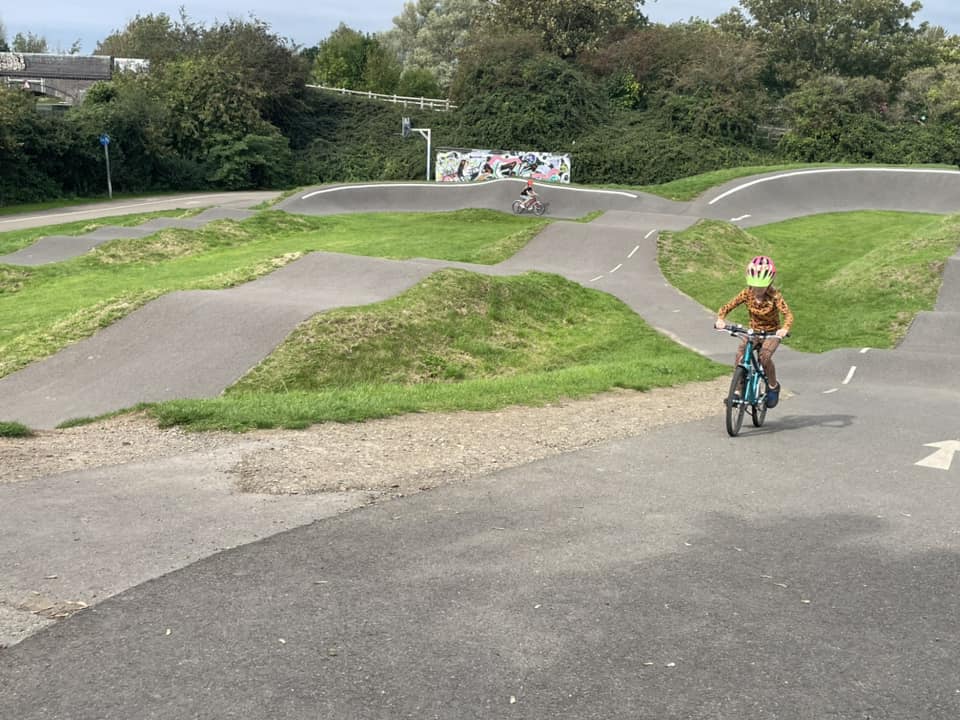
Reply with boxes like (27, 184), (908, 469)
(1, 170), (959, 428)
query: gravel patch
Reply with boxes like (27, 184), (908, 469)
(1, 379), (727, 494)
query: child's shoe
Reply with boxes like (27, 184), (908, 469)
(766, 383), (780, 408)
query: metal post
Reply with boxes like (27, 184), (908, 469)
(100, 134), (113, 199)
(420, 129), (432, 181)
(104, 144), (113, 199)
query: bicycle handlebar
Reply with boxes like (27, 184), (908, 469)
(715, 323), (790, 339)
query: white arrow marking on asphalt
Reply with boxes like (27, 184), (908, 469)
(915, 441), (960, 470)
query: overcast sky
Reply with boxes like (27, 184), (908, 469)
(2, 1), (958, 55)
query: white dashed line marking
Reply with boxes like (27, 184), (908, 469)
(644, 229), (657, 239)
(823, 388), (839, 394)
(590, 275), (604, 282)
(731, 214), (752, 222)
(628, 245), (640, 258)
(609, 264), (622, 274)
(842, 366), (857, 385)
(860, 347), (871, 354)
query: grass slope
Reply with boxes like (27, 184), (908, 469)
(659, 212), (959, 352)
(151, 270), (726, 430)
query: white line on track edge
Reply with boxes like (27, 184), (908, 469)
(708, 168), (960, 205)
(302, 180), (639, 200)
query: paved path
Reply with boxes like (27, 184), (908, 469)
(1, 172), (959, 718)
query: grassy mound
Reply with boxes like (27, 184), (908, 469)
(150, 270), (726, 430)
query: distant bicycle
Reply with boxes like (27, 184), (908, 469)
(512, 198), (547, 216)
(717, 323), (789, 437)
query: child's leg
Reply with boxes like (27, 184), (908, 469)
(758, 337), (781, 387)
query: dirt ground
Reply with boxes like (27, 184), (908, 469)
(1, 379), (728, 496)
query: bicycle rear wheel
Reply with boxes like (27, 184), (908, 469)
(751, 375), (768, 427)
(511, 200), (523, 215)
(725, 366), (746, 437)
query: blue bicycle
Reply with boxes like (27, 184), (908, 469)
(717, 323), (786, 437)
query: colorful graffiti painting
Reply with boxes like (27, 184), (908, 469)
(436, 150), (571, 184)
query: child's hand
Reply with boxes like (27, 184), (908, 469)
(715, 318), (726, 329)
(775, 328), (788, 338)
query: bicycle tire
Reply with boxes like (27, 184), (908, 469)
(511, 200), (523, 215)
(725, 366), (746, 437)
(533, 201), (546, 216)
(751, 375), (768, 427)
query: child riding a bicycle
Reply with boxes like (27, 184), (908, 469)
(714, 255), (793, 408)
(519, 178), (539, 209)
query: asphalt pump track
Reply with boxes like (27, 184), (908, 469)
(1, 172), (959, 718)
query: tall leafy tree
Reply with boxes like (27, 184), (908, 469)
(451, 31), (607, 147)
(95, 11), (201, 65)
(199, 18), (310, 130)
(12, 31), (47, 53)
(0, 19), (9, 52)
(479, 0), (645, 58)
(779, 75), (891, 160)
(312, 24), (401, 93)
(735, 0), (935, 89)
(381, 0), (481, 90)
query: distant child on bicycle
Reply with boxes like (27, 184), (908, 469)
(519, 178), (538, 209)
(714, 255), (793, 408)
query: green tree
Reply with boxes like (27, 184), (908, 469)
(582, 23), (770, 141)
(479, 0), (645, 58)
(205, 130), (294, 189)
(312, 24), (402, 93)
(382, 0), (481, 90)
(397, 67), (443, 98)
(95, 11), (201, 65)
(779, 75), (891, 161)
(451, 32), (607, 148)
(199, 18), (310, 132)
(12, 31), (47, 53)
(895, 63), (960, 125)
(313, 24), (372, 88)
(0, 19), (9, 52)
(736, 0), (934, 89)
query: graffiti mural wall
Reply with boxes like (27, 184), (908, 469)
(436, 150), (571, 184)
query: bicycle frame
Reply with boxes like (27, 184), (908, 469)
(736, 340), (767, 407)
(718, 323), (785, 436)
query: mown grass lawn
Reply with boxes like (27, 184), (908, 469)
(0, 209), (546, 378)
(659, 211), (959, 352)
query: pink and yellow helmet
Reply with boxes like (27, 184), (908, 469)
(746, 255), (776, 287)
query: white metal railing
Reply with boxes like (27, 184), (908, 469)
(306, 84), (457, 111)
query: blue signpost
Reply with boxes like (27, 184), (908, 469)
(99, 133), (113, 199)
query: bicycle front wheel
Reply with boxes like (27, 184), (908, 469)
(751, 375), (768, 427)
(725, 366), (746, 437)
(533, 201), (546, 216)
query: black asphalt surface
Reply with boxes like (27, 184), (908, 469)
(1, 171), (960, 718)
